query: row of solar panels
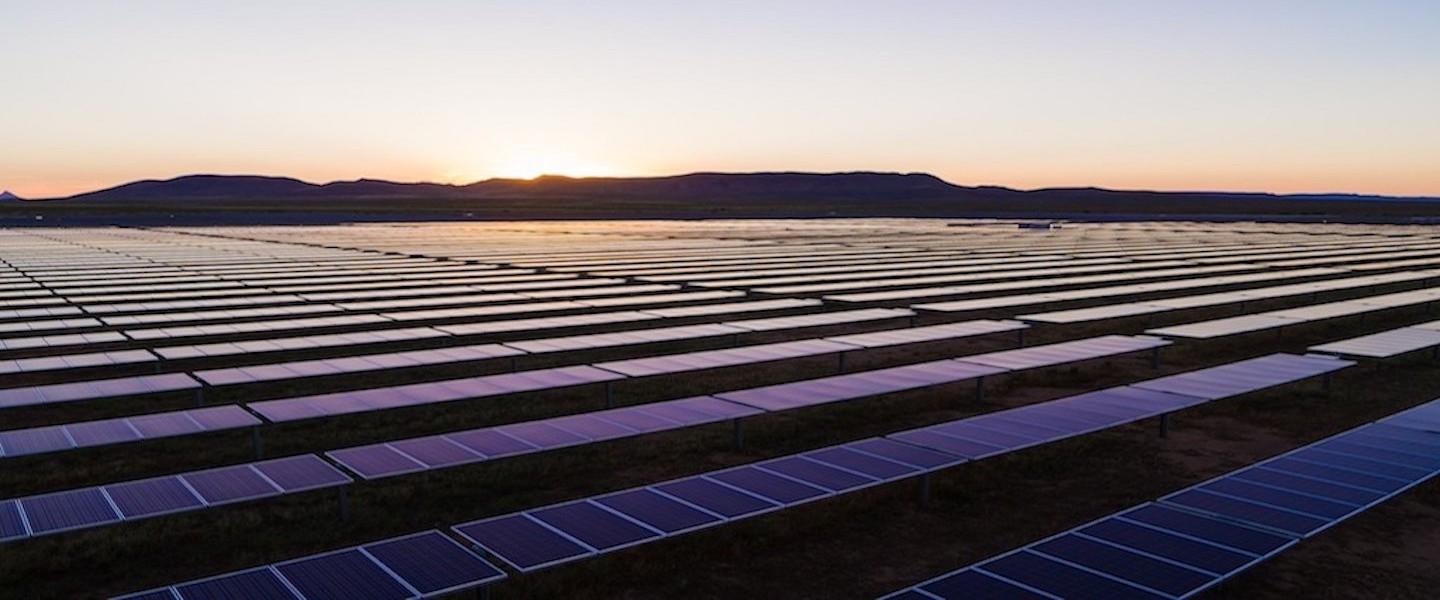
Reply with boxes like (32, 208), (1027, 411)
(0, 297), (827, 353)
(0, 332), (1169, 540)
(102, 351), (1348, 598)
(1018, 268), (1440, 324)
(0, 306), (924, 411)
(0, 324), (1105, 459)
(883, 396), (1440, 600)
(1148, 285), (1440, 340)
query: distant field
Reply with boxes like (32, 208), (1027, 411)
(1, 219), (1439, 599)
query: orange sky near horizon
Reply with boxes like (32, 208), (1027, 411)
(3, 1), (1438, 199)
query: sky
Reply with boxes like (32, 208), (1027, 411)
(2, 1), (1438, 199)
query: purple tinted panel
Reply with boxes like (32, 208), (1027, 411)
(1033, 534), (1214, 597)
(594, 489), (721, 534)
(981, 551), (1165, 600)
(592, 407), (681, 433)
(20, 488), (121, 534)
(1291, 448), (1428, 483)
(248, 399), (324, 423)
(182, 466), (281, 505)
(932, 422), (1040, 448)
(1264, 457), (1408, 494)
(364, 531), (505, 594)
(653, 478), (777, 518)
(1, 500), (27, 540)
(453, 514), (592, 571)
(328, 445), (426, 480)
(669, 396), (763, 420)
(1317, 439), (1440, 470)
(529, 501), (659, 550)
(494, 422), (586, 449)
(66, 419), (141, 447)
(389, 437), (481, 468)
(445, 429), (536, 458)
(888, 430), (1003, 459)
(921, 569), (1049, 600)
(174, 567), (299, 600)
(275, 549), (411, 600)
(1121, 504), (1292, 555)
(1201, 478), (1356, 518)
(1164, 489), (1327, 536)
(707, 467), (828, 505)
(128, 412), (204, 438)
(1079, 518), (1253, 575)
(113, 590), (178, 600)
(0, 426), (72, 456)
(188, 406), (262, 430)
(803, 447), (918, 480)
(253, 455), (351, 491)
(637, 399), (734, 425)
(846, 438), (963, 469)
(547, 414), (635, 440)
(758, 457), (876, 491)
(1233, 467), (1382, 506)
(105, 477), (203, 518)
(972, 412), (1087, 437)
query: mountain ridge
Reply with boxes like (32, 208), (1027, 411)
(41, 172), (1438, 204)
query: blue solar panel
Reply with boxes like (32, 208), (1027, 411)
(274, 549), (413, 600)
(1198, 478), (1355, 519)
(0, 499), (26, 540)
(1119, 505), (1292, 555)
(173, 567), (299, 600)
(181, 466), (281, 505)
(446, 429), (536, 457)
(104, 477), (204, 519)
(802, 447), (918, 481)
(1032, 533), (1213, 597)
(652, 477), (778, 518)
(707, 467), (829, 505)
(1077, 518), (1253, 575)
(756, 457), (877, 492)
(843, 438), (963, 470)
(387, 437), (482, 468)
(113, 590), (178, 600)
(594, 489), (722, 534)
(528, 501), (660, 551)
(20, 488), (121, 535)
(1157, 489), (1324, 535)
(916, 569), (1048, 599)
(453, 514), (592, 571)
(1316, 439), (1440, 470)
(1264, 456), (1409, 493)
(363, 531), (505, 594)
(980, 550), (1166, 599)
(1231, 467), (1383, 506)
(251, 455), (351, 492)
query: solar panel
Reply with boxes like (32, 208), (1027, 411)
(0, 405), (260, 459)
(120, 530), (504, 600)
(881, 395), (1440, 600)
(452, 514), (594, 571)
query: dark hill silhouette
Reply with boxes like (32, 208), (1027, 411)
(11, 172), (1440, 224)
(56, 172), (967, 202)
(0, 191), (21, 201)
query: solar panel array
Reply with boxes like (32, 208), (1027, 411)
(0, 221), (1436, 598)
(884, 397), (1440, 600)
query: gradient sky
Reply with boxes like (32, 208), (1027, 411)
(3, 1), (1438, 198)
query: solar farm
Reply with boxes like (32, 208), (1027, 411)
(3, 219), (1440, 599)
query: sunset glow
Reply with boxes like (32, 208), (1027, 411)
(2, 1), (1438, 198)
